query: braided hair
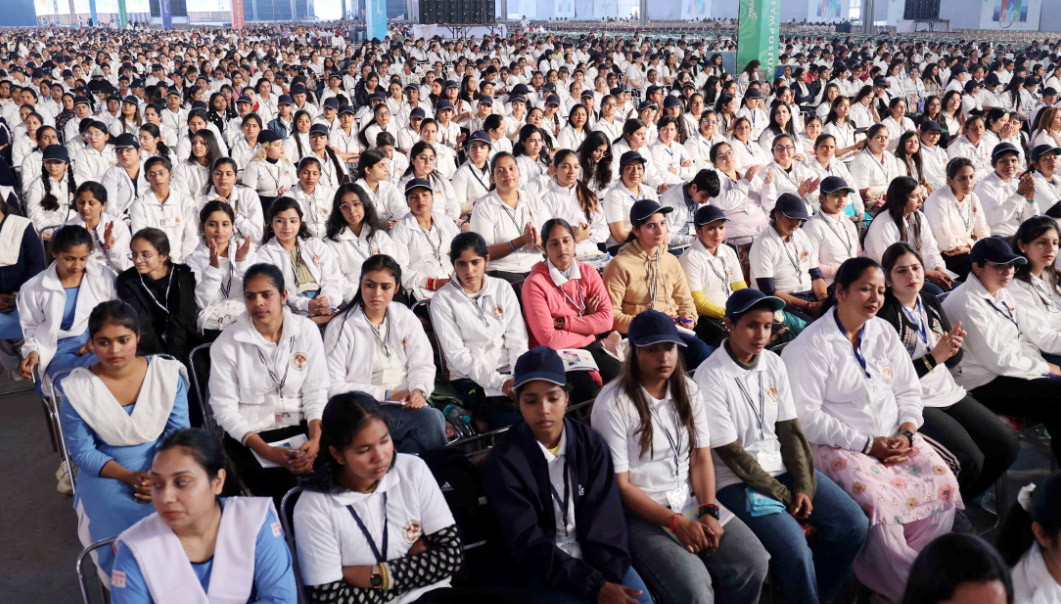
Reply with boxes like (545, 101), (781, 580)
(40, 158), (77, 213)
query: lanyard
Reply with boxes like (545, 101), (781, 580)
(256, 335), (295, 395)
(734, 372), (766, 439)
(954, 196), (972, 233)
(346, 492), (388, 564)
(646, 250), (662, 310)
(816, 211), (856, 256)
(1032, 278), (1061, 313)
(986, 298), (1021, 335)
(417, 221), (444, 265)
(364, 309), (392, 358)
(219, 258), (233, 299)
(866, 151), (890, 182)
(452, 280), (492, 327)
(900, 296), (929, 345)
(649, 404), (683, 481)
(139, 269), (174, 315)
(499, 199), (526, 234)
(705, 253), (731, 294)
(467, 163), (489, 192)
(559, 281), (586, 315)
(780, 234), (806, 284)
(834, 310), (870, 378)
(548, 457), (571, 537)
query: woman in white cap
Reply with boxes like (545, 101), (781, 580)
(782, 257), (962, 603)
(482, 345), (654, 604)
(694, 288), (868, 604)
(591, 308), (770, 604)
(748, 193), (827, 324)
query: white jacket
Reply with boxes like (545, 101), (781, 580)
(242, 158), (296, 199)
(848, 149), (903, 196)
(1032, 172), (1061, 215)
(17, 262), (116, 395)
(207, 309), (329, 441)
(199, 186), (264, 244)
(101, 161), (149, 220)
(752, 160), (818, 215)
(469, 189), (549, 274)
(185, 242), (253, 332)
(353, 177), (406, 224)
(326, 226), (397, 303)
(539, 181), (609, 258)
(253, 237), (345, 315)
(923, 186), (991, 253)
(649, 139), (693, 186)
(450, 162), (491, 216)
(946, 136), (992, 182)
(72, 144), (116, 183)
(24, 173), (77, 232)
(941, 275), (1048, 390)
(781, 308), (923, 451)
(67, 214), (133, 274)
(1012, 546), (1061, 604)
(129, 189), (201, 263)
(288, 182), (337, 239)
(172, 161), (210, 199)
(804, 158), (864, 216)
(323, 303), (436, 400)
(429, 277), (528, 393)
(1008, 275), (1061, 357)
(863, 210), (946, 271)
(803, 210), (859, 284)
(974, 172), (1039, 238)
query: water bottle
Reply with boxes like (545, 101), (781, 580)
(443, 403), (476, 439)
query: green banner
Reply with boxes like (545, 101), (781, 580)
(736, 0), (781, 82)
(117, 0), (128, 26)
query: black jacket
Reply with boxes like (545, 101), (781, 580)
(116, 263), (200, 362)
(879, 291), (963, 378)
(482, 418), (631, 601)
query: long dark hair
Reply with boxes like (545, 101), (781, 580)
(895, 131), (925, 186)
(350, 254), (404, 310)
(263, 196), (310, 242)
(578, 131), (613, 192)
(997, 471), (1061, 566)
(878, 176), (923, 244)
(325, 182), (384, 241)
(618, 341), (696, 458)
(900, 534), (1014, 604)
(188, 129), (222, 168)
(39, 152), (77, 213)
(139, 123), (171, 159)
(88, 299), (141, 338)
(553, 148), (598, 221)
(305, 392), (391, 494)
(823, 257), (883, 314)
(1013, 215), (1061, 296)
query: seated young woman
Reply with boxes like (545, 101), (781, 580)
(782, 257), (963, 603)
(997, 471), (1061, 604)
(58, 301), (190, 578)
(324, 183), (397, 303)
(116, 228), (201, 362)
(693, 288), (868, 604)
(294, 392), (530, 604)
(208, 263), (329, 500)
(185, 201), (254, 338)
(590, 309), (770, 604)
(678, 205), (748, 347)
(18, 225), (117, 398)
(1009, 216), (1061, 365)
(69, 181), (133, 275)
(110, 428), (297, 603)
(254, 197), (343, 323)
(0, 193), (44, 341)
(429, 232), (529, 430)
(520, 218), (619, 400)
(901, 533), (1014, 604)
(878, 242), (1018, 501)
(482, 346), (653, 604)
(602, 199), (712, 370)
(941, 236), (1061, 466)
(323, 254), (447, 454)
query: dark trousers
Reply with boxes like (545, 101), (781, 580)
(920, 395), (1020, 500)
(450, 378), (521, 430)
(487, 269), (529, 284)
(971, 376), (1061, 463)
(943, 252), (971, 280)
(584, 338), (622, 383)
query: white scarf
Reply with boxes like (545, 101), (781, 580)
(547, 259), (581, 287)
(0, 214), (30, 266)
(118, 497), (272, 604)
(62, 357), (184, 447)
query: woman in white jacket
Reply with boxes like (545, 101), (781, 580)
(923, 157), (991, 279)
(804, 134), (864, 220)
(69, 182), (132, 274)
(782, 257), (962, 603)
(997, 472), (1061, 604)
(848, 124), (903, 213)
(253, 197), (342, 323)
(207, 262), (329, 500)
(541, 149), (609, 258)
(974, 143), (1039, 238)
(450, 130), (494, 220)
(288, 156), (337, 239)
(185, 201), (253, 337)
(351, 149), (406, 225)
(25, 144), (78, 235)
(199, 157), (264, 244)
(240, 129), (295, 206)
(324, 183), (396, 304)
(941, 237), (1061, 465)
(649, 116), (694, 187)
(1011, 217), (1061, 364)
(429, 232), (529, 429)
(129, 156), (200, 263)
(17, 225), (116, 397)
(751, 133), (821, 216)
(322, 254), (446, 453)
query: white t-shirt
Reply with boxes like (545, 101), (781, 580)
(749, 226), (818, 293)
(293, 454), (455, 603)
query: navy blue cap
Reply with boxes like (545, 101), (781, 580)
(951, 66), (967, 75)
(1045, 87), (1059, 97)
(543, 82), (557, 92)
(323, 97), (339, 109)
(694, 204), (729, 226)
(236, 95), (253, 105)
(630, 199), (673, 223)
(873, 76), (889, 87)
(580, 90), (595, 99)
(339, 105), (355, 116)
(664, 96), (682, 109)
(278, 94), (294, 106)
(435, 99), (453, 112)
(773, 193), (810, 221)
(468, 130), (492, 146)
(991, 142), (1020, 161)
(370, 91), (386, 101)
(820, 176), (855, 195)
(971, 236), (1027, 266)
(410, 107), (426, 119)
(444, 79), (459, 89)
(628, 309), (686, 348)
(619, 150), (647, 169)
(290, 83), (307, 95)
(964, 80), (982, 93)
(191, 100), (208, 110)
(478, 95), (493, 105)
(509, 94), (527, 104)
(546, 94), (561, 106)
(920, 119), (942, 132)
(113, 133), (140, 149)
(725, 288), (785, 318)
(985, 73), (1001, 86)
(1032, 144), (1061, 163)
(73, 96), (91, 106)
(42, 144), (69, 162)
(258, 130), (281, 143)
(513, 346), (567, 389)
(638, 100), (658, 111)
(123, 95), (139, 104)
(166, 88), (181, 97)
(309, 123), (331, 136)
(405, 177), (433, 195)
(744, 87), (763, 99)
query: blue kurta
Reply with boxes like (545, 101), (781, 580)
(58, 357), (191, 575)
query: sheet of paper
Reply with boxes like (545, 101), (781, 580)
(252, 434), (308, 469)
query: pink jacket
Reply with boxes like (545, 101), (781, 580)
(521, 260), (614, 349)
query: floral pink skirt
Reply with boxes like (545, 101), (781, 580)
(813, 434), (963, 527)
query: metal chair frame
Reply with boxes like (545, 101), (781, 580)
(48, 367), (79, 499)
(279, 486), (308, 604)
(76, 537), (117, 604)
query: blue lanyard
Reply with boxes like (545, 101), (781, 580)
(834, 311), (870, 378)
(346, 492), (388, 564)
(900, 297), (929, 345)
(548, 457), (571, 537)
(986, 298), (1021, 336)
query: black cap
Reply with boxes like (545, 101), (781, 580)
(820, 176), (854, 195)
(309, 123), (331, 136)
(745, 88), (763, 99)
(664, 96), (682, 109)
(42, 144), (69, 162)
(236, 95), (253, 105)
(773, 193), (810, 221)
(970, 236), (1027, 266)
(405, 177), (433, 195)
(468, 130), (492, 146)
(290, 84), (307, 95)
(873, 76), (888, 87)
(113, 133), (140, 149)
(693, 205), (729, 226)
(323, 97), (339, 109)
(410, 107), (426, 119)
(991, 142), (1021, 161)
(985, 73), (1001, 86)
(1032, 144), (1061, 163)
(725, 288), (785, 318)
(630, 199), (673, 223)
(513, 347), (567, 389)
(920, 119), (942, 132)
(278, 94), (294, 106)
(339, 105), (355, 116)
(964, 80), (982, 93)
(637, 100), (658, 111)
(478, 95), (493, 106)
(619, 151), (647, 169)
(628, 310), (686, 348)
(546, 94), (561, 106)
(258, 130), (281, 143)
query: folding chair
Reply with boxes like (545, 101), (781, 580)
(76, 537), (116, 604)
(279, 486), (308, 604)
(187, 342), (219, 437)
(51, 368), (81, 500)
(411, 299), (450, 381)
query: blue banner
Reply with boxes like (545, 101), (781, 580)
(160, 0), (172, 29)
(89, 0), (97, 24)
(366, 0), (386, 40)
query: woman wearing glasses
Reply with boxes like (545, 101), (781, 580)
(942, 237), (1061, 466)
(752, 133), (821, 216)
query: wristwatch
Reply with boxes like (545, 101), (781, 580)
(900, 429), (915, 448)
(370, 566), (383, 588)
(697, 503), (720, 520)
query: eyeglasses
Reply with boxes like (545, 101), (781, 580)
(715, 151), (734, 160)
(131, 252), (156, 261)
(984, 262), (1017, 274)
(774, 145), (796, 152)
(339, 202), (363, 212)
